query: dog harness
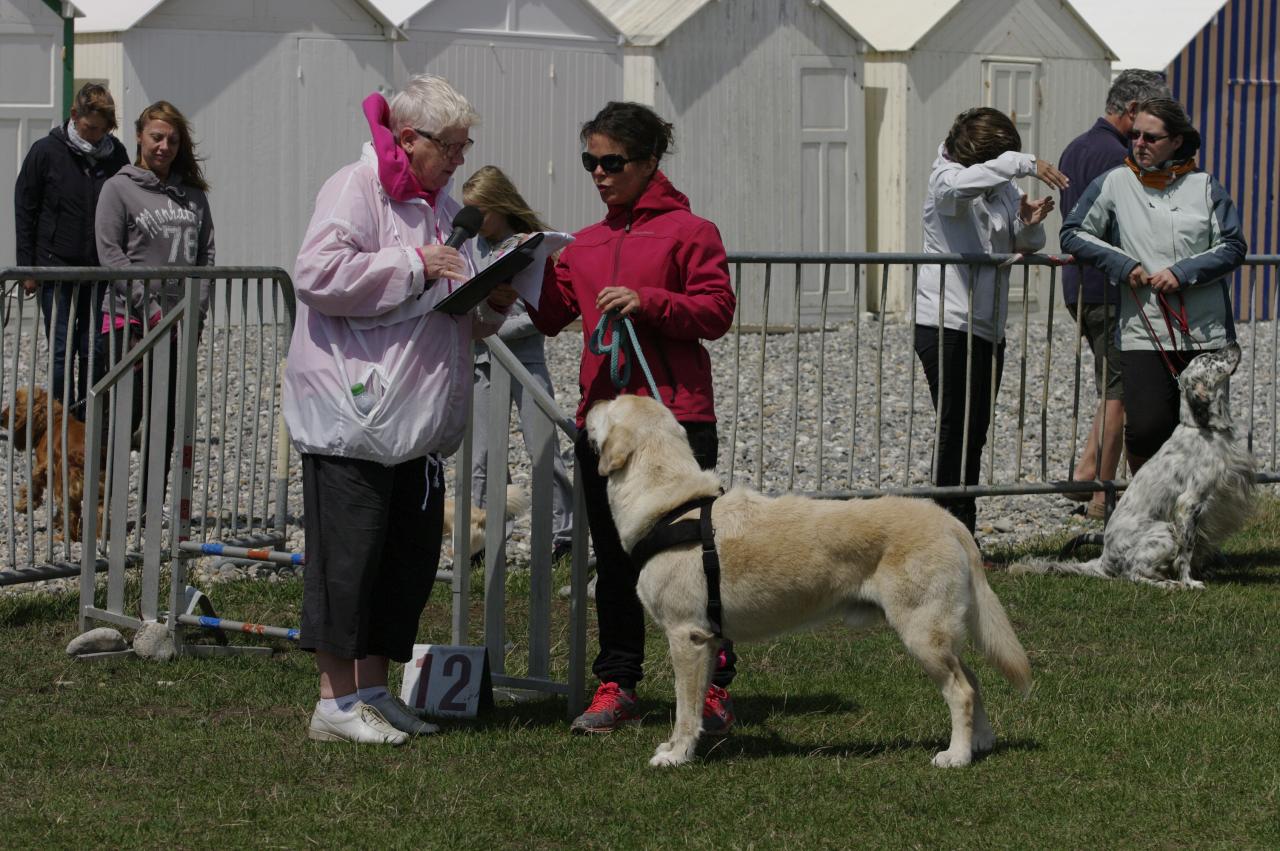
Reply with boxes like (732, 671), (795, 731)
(629, 494), (724, 637)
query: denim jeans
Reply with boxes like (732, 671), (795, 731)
(38, 281), (105, 421)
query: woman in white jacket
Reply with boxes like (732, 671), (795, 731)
(914, 107), (1068, 535)
(283, 75), (516, 746)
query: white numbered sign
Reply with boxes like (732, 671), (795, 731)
(400, 644), (493, 718)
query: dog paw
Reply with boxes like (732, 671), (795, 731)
(931, 749), (972, 768)
(1182, 579), (1206, 590)
(649, 748), (691, 768)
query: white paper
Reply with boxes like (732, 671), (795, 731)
(507, 231), (574, 310)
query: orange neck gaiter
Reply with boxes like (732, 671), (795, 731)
(1125, 156), (1197, 190)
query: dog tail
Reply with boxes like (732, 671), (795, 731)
(504, 484), (530, 520)
(1007, 557), (1110, 579)
(964, 538), (1032, 696)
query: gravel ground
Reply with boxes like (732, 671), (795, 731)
(5, 307), (1278, 598)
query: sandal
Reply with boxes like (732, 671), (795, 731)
(1086, 501), (1108, 521)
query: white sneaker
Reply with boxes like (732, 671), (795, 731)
(308, 701), (409, 745)
(367, 692), (441, 736)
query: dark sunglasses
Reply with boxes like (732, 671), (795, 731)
(581, 152), (637, 174)
(415, 129), (474, 158)
(1129, 129), (1170, 144)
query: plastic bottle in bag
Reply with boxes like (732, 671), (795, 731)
(351, 382), (376, 416)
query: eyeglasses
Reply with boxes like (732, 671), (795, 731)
(415, 129), (474, 158)
(581, 152), (638, 174)
(1129, 130), (1170, 144)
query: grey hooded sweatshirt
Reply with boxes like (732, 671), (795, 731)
(95, 164), (215, 327)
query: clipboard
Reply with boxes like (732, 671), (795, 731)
(434, 232), (546, 315)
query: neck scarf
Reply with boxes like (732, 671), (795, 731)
(361, 93), (437, 205)
(1125, 155), (1196, 191)
(65, 120), (115, 167)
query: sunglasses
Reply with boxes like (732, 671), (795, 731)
(581, 152), (639, 174)
(1129, 130), (1170, 144)
(415, 129), (474, 158)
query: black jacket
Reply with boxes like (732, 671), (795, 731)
(14, 125), (129, 266)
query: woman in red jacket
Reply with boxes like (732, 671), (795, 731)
(530, 102), (737, 735)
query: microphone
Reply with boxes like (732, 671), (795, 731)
(419, 205), (483, 298)
(444, 205), (484, 250)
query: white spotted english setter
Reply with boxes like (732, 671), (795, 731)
(1016, 343), (1254, 589)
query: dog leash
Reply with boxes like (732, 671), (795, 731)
(589, 310), (662, 400)
(1127, 286), (1202, 377)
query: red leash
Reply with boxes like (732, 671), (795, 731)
(1127, 285), (1201, 376)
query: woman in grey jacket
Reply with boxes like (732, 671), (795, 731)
(1060, 97), (1246, 471)
(95, 100), (214, 497)
(915, 107), (1067, 535)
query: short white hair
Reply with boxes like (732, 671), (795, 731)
(390, 74), (480, 135)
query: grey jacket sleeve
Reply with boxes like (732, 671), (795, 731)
(1060, 173), (1141, 284)
(497, 301), (539, 342)
(1169, 176), (1247, 287)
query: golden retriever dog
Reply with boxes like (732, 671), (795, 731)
(2, 386), (104, 541)
(585, 395), (1032, 768)
(442, 484), (531, 558)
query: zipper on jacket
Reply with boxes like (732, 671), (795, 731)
(609, 213), (631, 286)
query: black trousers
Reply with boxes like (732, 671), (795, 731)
(299, 454), (444, 662)
(575, 420), (736, 690)
(914, 325), (1005, 535)
(1121, 349), (1214, 459)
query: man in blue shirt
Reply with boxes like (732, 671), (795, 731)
(1058, 69), (1170, 519)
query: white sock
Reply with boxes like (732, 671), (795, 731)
(318, 691), (359, 716)
(357, 685), (390, 704)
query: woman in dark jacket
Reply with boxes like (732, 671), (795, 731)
(529, 102), (738, 736)
(13, 83), (129, 418)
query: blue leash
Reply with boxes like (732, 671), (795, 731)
(589, 310), (662, 400)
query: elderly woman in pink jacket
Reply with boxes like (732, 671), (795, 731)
(283, 75), (516, 746)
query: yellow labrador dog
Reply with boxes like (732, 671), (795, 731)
(586, 395), (1031, 768)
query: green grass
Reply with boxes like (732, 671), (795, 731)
(3, 502), (1280, 849)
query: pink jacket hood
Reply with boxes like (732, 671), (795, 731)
(361, 92), (437, 205)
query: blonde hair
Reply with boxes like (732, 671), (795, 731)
(134, 100), (209, 192)
(462, 166), (550, 234)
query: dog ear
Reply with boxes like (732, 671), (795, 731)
(597, 421), (636, 476)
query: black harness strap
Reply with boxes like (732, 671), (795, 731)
(629, 493), (724, 637)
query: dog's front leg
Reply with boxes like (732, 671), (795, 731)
(650, 629), (716, 768)
(1171, 495), (1206, 590)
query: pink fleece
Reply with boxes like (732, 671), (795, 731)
(361, 93), (438, 206)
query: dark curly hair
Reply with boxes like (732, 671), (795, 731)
(579, 101), (675, 163)
(944, 107), (1022, 167)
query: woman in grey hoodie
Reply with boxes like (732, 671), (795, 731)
(95, 100), (215, 496)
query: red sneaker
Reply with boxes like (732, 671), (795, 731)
(701, 684), (735, 736)
(571, 682), (638, 734)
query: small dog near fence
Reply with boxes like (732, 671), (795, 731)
(586, 394), (1032, 769)
(442, 484), (531, 559)
(1014, 343), (1254, 589)
(2, 387), (106, 541)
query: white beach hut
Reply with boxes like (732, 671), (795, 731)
(593, 0), (868, 322)
(1, 0), (79, 266)
(848, 0), (1115, 312)
(387, 0), (624, 235)
(72, 0), (405, 269)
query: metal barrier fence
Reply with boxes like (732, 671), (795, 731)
(4, 255), (1277, 711)
(719, 253), (1280, 502)
(0, 268), (294, 612)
